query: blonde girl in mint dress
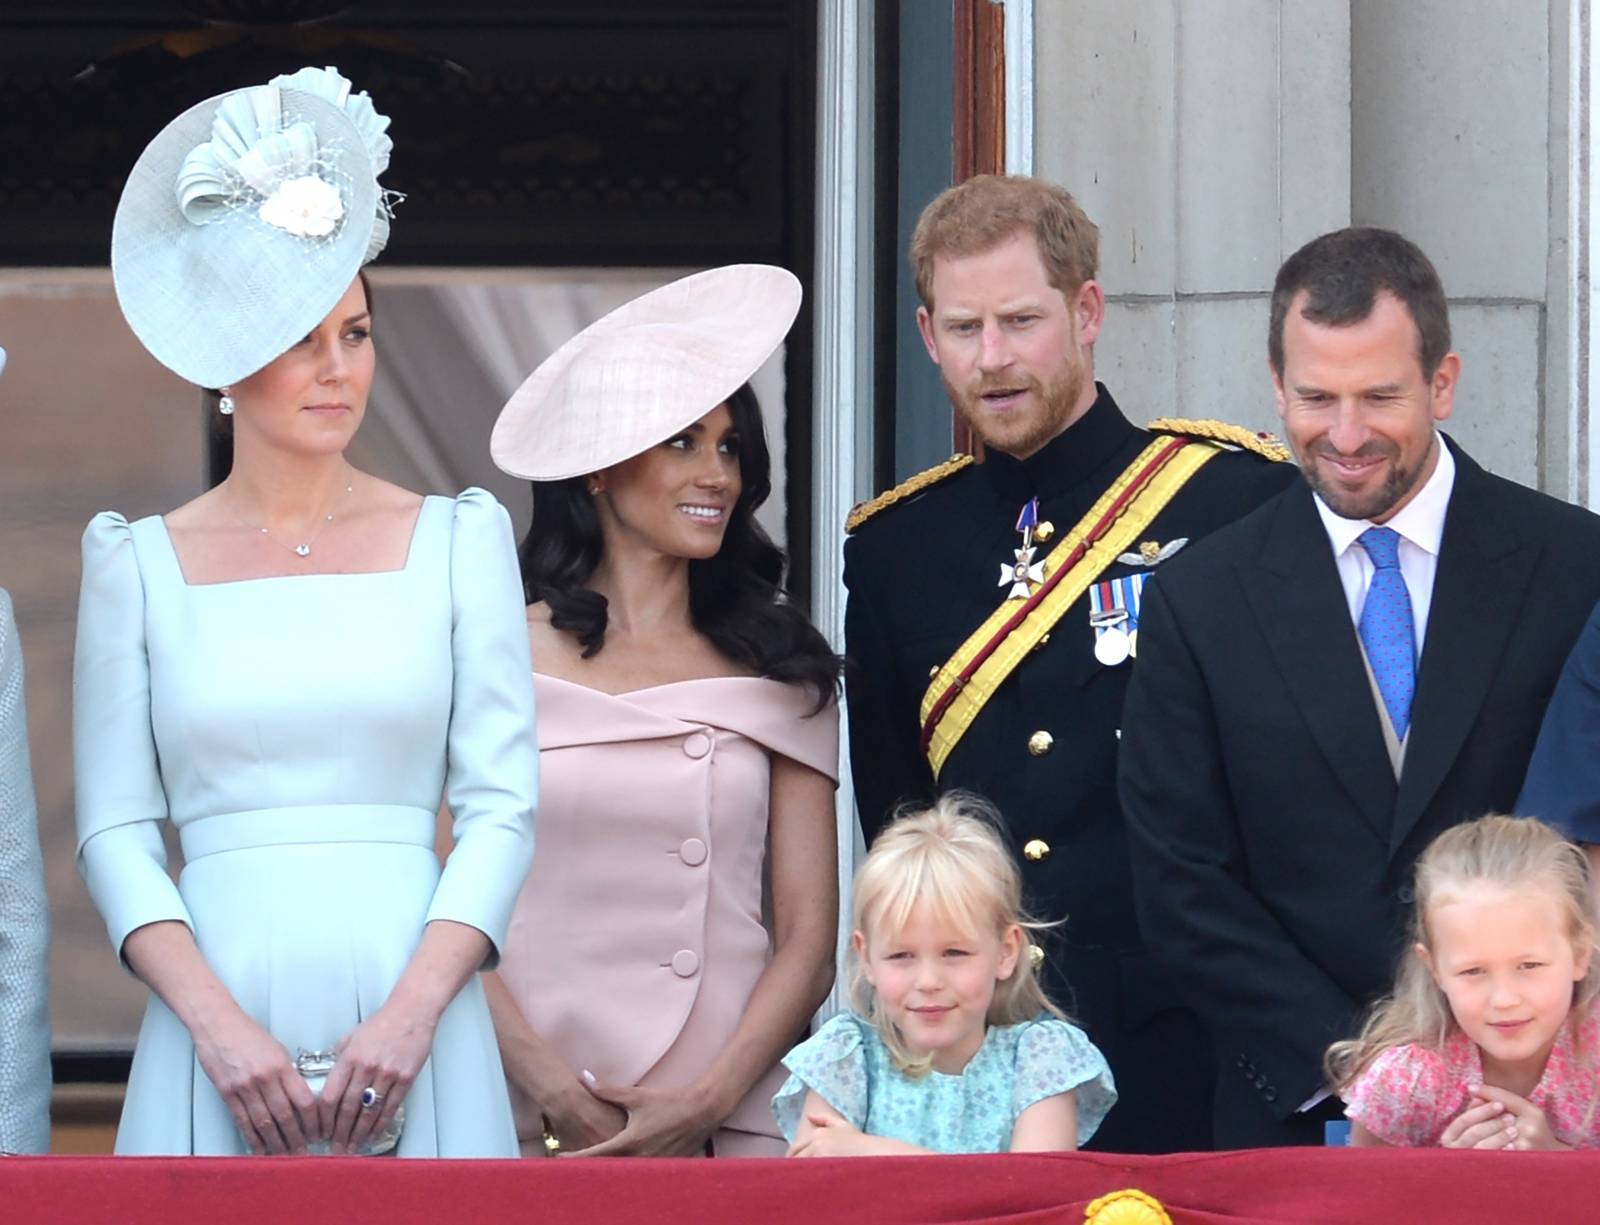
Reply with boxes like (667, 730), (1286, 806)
(775, 794), (1115, 1155)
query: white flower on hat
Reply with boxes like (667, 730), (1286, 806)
(258, 174), (344, 237)
(176, 66), (392, 259)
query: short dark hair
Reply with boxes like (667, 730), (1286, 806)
(1268, 228), (1450, 377)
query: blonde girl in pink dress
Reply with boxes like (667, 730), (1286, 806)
(483, 266), (843, 1158)
(1328, 815), (1600, 1148)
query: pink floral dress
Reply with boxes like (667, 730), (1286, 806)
(1344, 1008), (1600, 1146)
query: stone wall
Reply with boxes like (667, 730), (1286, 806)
(1033, 0), (1581, 498)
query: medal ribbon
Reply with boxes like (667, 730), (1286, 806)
(1091, 574), (1148, 636)
(1015, 496), (1040, 536)
(918, 436), (1222, 777)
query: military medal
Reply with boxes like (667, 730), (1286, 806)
(1089, 573), (1151, 666)
(1093, 620), (1131, 666)
(1116, 538), (1188, 567)
(999, 497), (1046, 599)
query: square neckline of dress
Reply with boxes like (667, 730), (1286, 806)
(155, 495), (435, 589)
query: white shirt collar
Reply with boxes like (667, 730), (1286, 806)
(1313, 434), (1457, 559)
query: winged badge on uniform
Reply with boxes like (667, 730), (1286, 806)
(1117, 537), (1188, 567)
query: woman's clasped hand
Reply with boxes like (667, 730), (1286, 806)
(191, 1007), (320, 1155)
(561, 1074), (722, 1158)
(540, 1079), (628, 1153)
(192, 1003), (435, 1155)
(317, 1002), (435, 1154)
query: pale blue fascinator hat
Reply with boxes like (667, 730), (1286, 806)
(111, 66), (395, 389)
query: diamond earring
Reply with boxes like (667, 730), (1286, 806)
(218, 389), (235, 416)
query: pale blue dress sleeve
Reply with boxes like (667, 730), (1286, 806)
(0, 590), (50, 1154)
(1010, 1017), (1118, 1147)
(772, 1012), (872, 1141)
(422, 489), (538, 966)
(73, 514), (194, 961)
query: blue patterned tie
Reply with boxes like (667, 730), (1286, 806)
(1357, 526), (1416, 739)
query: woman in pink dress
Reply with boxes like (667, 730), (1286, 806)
(485, 266), (842, 1157)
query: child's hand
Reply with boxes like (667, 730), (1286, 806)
(1439, 1097), (1519, 1149)
(785, 1089), (933, 1157)
(1469, 1084), (1571, 1152)
(787, 1109), (875, 1157)
(787, 1109), (930, 1157)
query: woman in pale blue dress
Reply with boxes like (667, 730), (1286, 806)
(73, 67), (536, 1157)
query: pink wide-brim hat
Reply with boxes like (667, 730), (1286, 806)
(490, 263), (802, 482)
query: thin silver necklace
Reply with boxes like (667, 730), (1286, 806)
(228, 477), (354, 559)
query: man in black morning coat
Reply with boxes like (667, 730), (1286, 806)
(1118, 227), (1600, 1148)
(842, 175), (1297, 1153)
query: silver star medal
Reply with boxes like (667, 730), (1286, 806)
(1000, 546), (1046, 599)
(999, 496), (1046, 599)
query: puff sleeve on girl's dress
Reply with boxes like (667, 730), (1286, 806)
(1343, 1040), (1469, 1146)
(772, 1012), (871, 1140)
(1009, 1017), (1118, 1147)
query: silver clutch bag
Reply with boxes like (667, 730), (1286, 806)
(294, 1049), (404, 1156)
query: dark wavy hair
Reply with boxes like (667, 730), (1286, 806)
(517, 382), (842, 707)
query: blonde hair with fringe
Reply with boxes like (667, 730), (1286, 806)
(1326, 815), (1598, 1095)
(849, 791), (1066, 1078)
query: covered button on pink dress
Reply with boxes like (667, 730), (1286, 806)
(498, 674), (839, 1156)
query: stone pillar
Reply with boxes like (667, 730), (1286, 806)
(1034, 1), (1351, 439)
(1031, 0), (1585, 497)
(1352, 0), (1552, 489)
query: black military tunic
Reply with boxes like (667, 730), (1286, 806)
(842, 384), (1298, 1153)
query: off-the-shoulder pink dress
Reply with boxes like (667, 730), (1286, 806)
(497, 674), (839, 1156)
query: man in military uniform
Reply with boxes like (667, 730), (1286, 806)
(843, 175), (1297, 1153)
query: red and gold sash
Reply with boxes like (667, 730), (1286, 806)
(918, 435), (1222, 777)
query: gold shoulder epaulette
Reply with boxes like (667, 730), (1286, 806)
(845, 453), (976, 534)
(1146, 417), (1291, 463)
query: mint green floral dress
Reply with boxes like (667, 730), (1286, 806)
(772, 1012), (1116, 1152)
